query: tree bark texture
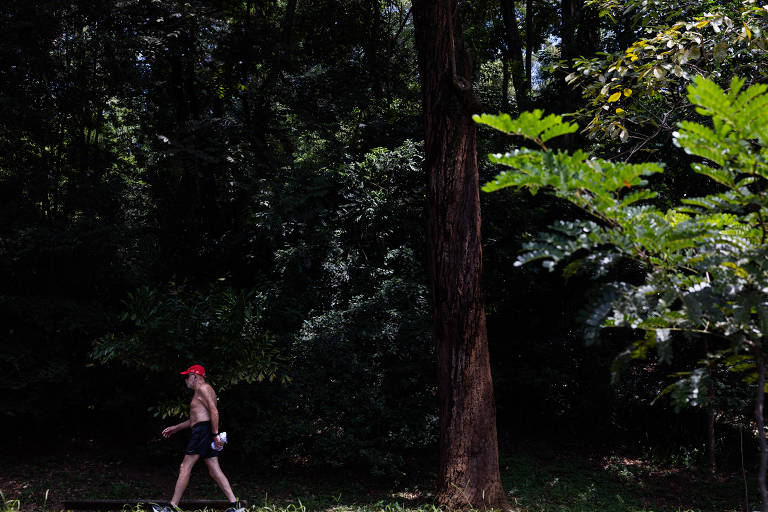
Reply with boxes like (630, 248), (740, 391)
(412, 1), (508, 509)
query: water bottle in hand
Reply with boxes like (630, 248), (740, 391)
(211, 431), (227, 451)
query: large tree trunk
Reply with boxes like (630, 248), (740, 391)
(412, 1), (508, 510)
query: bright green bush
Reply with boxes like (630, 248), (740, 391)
(476, 74), (768, 410)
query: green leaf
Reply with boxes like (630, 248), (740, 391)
(479, 81), (768, 393)
(473, 110), (578, 146)
(620, 190), (658, 207)
(674, 121), (735, 167)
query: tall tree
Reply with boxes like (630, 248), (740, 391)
(555, 0), (600, 116)
(560, 0), (599, 61)
(501, 0), (529, 110)
(525, 0), (532, 87)
(412, 1), (508, 509)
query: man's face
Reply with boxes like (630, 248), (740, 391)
(185, 374), (195, 389)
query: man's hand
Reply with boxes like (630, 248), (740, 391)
(213, 434), (225, 450)
(162, 425), (177, 438)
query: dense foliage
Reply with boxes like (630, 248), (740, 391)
(477, 76), (768, 499)
(478, 75), (768, 388)
(3, 0), (766, 497)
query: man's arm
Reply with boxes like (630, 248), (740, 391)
(162, 419), (191, 438)
(200, 386), (225, 448)
(200, 386), (220, 434)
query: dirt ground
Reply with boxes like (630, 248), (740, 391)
(0, 441), (750, 512)
(0, 443), (398, 512)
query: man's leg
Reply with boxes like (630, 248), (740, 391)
(171, 454), (200, 506)
(203, 457), (237, 503)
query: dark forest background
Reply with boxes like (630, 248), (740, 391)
(0, 0), (759, 483)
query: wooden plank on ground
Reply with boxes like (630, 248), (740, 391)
(62, 499), (248, 510)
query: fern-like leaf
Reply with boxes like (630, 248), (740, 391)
(473, 110), (578, 146)
(687, 75), (737, 125)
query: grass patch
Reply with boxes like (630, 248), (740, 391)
(0, 445), (751, 512)
(499, 448), (748, 512)
(0, 492), (21, 512)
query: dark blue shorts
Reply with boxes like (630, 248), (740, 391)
(186, 421), (219, 458)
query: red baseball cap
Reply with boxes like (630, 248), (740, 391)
(180, 364), (206, 377)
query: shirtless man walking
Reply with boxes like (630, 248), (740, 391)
(153, 365), (244, 512)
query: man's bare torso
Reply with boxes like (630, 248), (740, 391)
(189, 383), (214, 425)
